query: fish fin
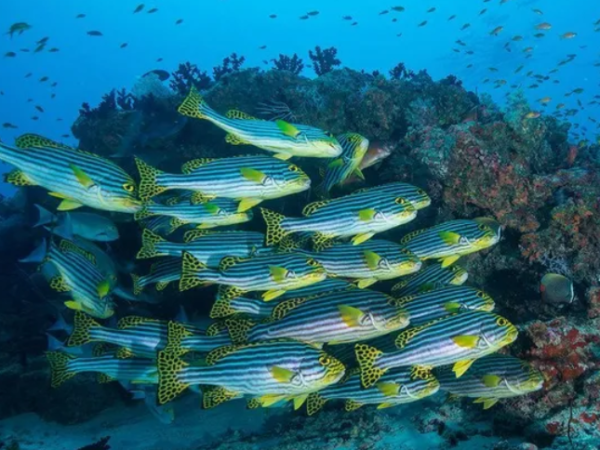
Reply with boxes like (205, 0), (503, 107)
(438, 231), (462, 246)
(363, 250), (381, 271)
(49, 275), (70, 292)
(293, 394), (308, 410)
(474, 397), (499, 409)
(164, 321), (193, 357)
(270, 297), (309, 320)
(218, 256), (244, 271)
(260, 208), (289, 246)
(452, 359), (475, 378)
(202, 386), (239, 409)
(302, 200), (329, 216)
(276, 235), (304, 253)
(67, 311), (101, 347)
(481, 374), (502, 388)
(224, 318), (254, 345)
(5, 169), (36, 186)
(441, 255), (460, 268)
(181, 158), (216, 174)
(136, 228), (166, 259)
(157, 348), (190, 405)
(117, 316), (158, 329)
(275, 119), (300, 138)
(400, 229), (427, 245)
(271, 366), (296, 383)
(131, 274), (143, 296)
(338, 304), (365, 328)
(217, 285), (246, 302)
(15, 133), (72, 150)
(262, 289), (286, 301)
(183, 229), (211, 243)
(451, 335), (479, 348)
(376, 402), (395, 410)
(345, 399), (363, 411)
(312, 235), (335, 251)
(97, 373), (115, 384)
(225, 133), (249, 145)
(48, 191), (68, 199)
(155, 281), (170, 291)
(358, 208), (376, 222)
(97, 280), (111, 298)
(190, 191), (216, 205)
(58, 239), (96, 264)
(273, 152), (293, 160)
(205, 344), (242, 365)
(268, 265), (289, 283)
(377, 381), (401, 397)
(179, 252), (209, 292)
(135, 157), (166, 200)
(238, 198), (262, 213)
(246, 398), (262, 409)
(356, 278), (377, 289)
(354, 167), (365, 180)
(167, 217), (185, 234)
(209, 296), (237, 319)
(45, 351), (76, 388)
(225, 109), (259, 120)
(115, 347), (134, 359)
(133, 205), (154, 221)
(352, 232), (375, 245)
(57, 199), (83, 211)
(257, 394), (288, 407)
(64, 300), (83, 312)
(327, 158), (344, 168)
(355, 343), (387, 388)
(202, 202), (220, 215)
(444, 302), (462, 312)
(68, 164), (95, 189)
(33, 204), (55, 227)
(306, 392), (327, 416)
(177, 86), (207, 120)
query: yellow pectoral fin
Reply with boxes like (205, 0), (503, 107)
(238, 198), (262, 213)
(64, 300), (83, 311)
(293, 394), (308, 410)
(376, 382), (401, 397)
(269, 265), (289, 283)
(262, 289), (286, 301)
(474, 397), (499, 409)
(240, 167), (266, 183)
(273, 153), (293, 160)
(356, 278), (377, 289)
(441, 255), (460, 268)
(352, 232), (375, 245)
(57, 199), (83, 211)
(69, 164), (96, 189)
(376, 402), (396, 410)
(328, 158), (344, 169)
(271, 366), (296, 383)
(358, 208), (376, 222)
(444, 301), (462, 312)
(438, 231), (462, 246)
(481, 374), (502, 388)
(451, 335), (479, 348)
(452, 359), (475, 378)
(48, 191), (69, 199)
(363, 250), (382, 271)
(338, 304), (365, 328)
(275, 119), (300, 138)
(97, 280), (111, 298)
(354, 167), (365, 180)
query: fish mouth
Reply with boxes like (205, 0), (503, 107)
(504, 325), (519, 344)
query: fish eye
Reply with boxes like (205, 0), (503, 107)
(288, 164), (299, 172)
(476, 291), (485, 298)
(416, 189), (426, 195)
(496, 317), (509, 326)
(319, 355), (331, 366)
(395, 197), (407, 205)
(122, 182), (136, 193)
(306, 258), (320, 267)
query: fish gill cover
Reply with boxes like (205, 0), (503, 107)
(0, 1), (599, 450)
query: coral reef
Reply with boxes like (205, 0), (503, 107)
(308, 46), (341, 76)
(169, 62), (213, 95)
(271, 53), (304, 75)
(212, 53), (246, 81)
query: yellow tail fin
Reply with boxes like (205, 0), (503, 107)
(45, 351), (76, 388)
(210, 296), (236, 319)
(202, 386), (239, 409)
(137, 228), (166, 259)
(157, 347), (190, 405)
(131, 274), (143, 296)
(224, 318), (254, 345)
(135, 157), (167, 201)
(134, 204), (156, 221)
(67, 311), (101, 347)
(355, 343), (387, 388)
(177, 86), (208, 120)
(260, 208), (290, 247)
(179, 252), (209, 292)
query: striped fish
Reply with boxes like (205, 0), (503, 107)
(355, 310), (518, 388)
(306, 366), (439, 415)
(0, 134), (140, 213)
(348, 182), (431, 210)
(392, 286), (495, 326)
(224, 288), (410, 346)
(435, 354), (544, 409)
(131, 258), (181, 295)
(135, 196), (252, 234)
(391, 263), (468, 296)
(317, 133), (369, 196)
(299, 239), (422, 288)
(136, 229), (267, 266)
(210, 278), (357, 319)
(177, 87), (343, 160)
(400, 218), (501, 267)
(135, 155), (311, 212)
(66, 312), (224, 358)
(139, 215), (182, 237)
(261, 185), (419, 247)
(180, 251), (328, 301)
(23, 238), (115, 318)
(157, 324), (346, 406)
(46, 351), (157, 388)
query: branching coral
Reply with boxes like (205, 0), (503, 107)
(169, 62), (212, 94)
(389, 62), (415, 80)
(271, 53), (304, 75)
(308, 46), (341, 76)
(213, 53), (246, 81)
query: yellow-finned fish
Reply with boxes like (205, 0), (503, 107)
(317, 133), (369, 196)
(177, 87), (343, 160)
(0, 134), (140, 213)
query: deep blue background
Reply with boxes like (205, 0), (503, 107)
(1, 0), (598, 196)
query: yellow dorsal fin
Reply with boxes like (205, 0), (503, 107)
(400, 229), (427, 244)
(183, 229), (211, 243)
(271, 297), (309, 320)
(225, 109), (260, 120)
(59, 240), (96, 265)
(441, 255), (461, 268)
(15, 133), (73, 150)
(205, 345), (242, 365)
(262, 289), (286, 301)
(117, 316), (158, 329)
(218, 256), (245, 271)
(302, 200), (330, 217)
(181, 158), (216, 174)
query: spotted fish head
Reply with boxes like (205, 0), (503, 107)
(378, 307), (410, 332)
(388, 250), (422, 276)
(307, 133), (344, 158)
(82, 296), (115, 319)
(470, 222), (501, 250)
(101, 176), (142, 213)
(407, 187), (432, 210)
(316, 351), (346, 385)
(390, 197), (418, 223)
(508, 362), (544, 394)
(480, 314), (518, 350)
(406, 367), (440, 400)
(471, 290), (496, 312)
(273, 163), (311, 195)
(450, 265), (469, 285)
